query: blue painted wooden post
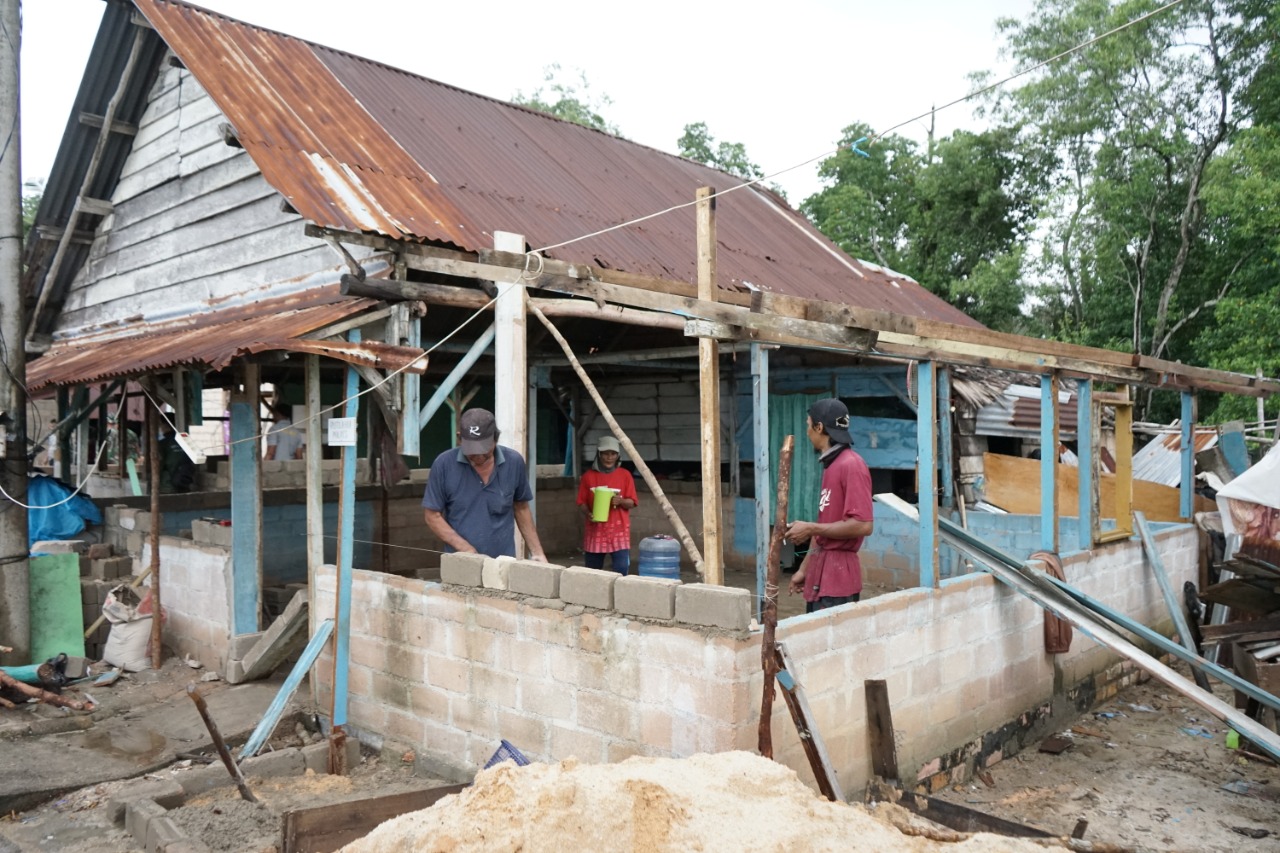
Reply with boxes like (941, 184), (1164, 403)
(938, 367), (954, 511)
(1076, 379), (1094, 551)
(401, 305), (420, 457)
(1181, 392), (1195, 520)
(1040, 373), (1059, 553)
(751, 343), (769, 620)
(917, 361), (938, 587)
(332, 332), (360, 730)
(229, 365), (261, 635)
(418, 324), (495, 427)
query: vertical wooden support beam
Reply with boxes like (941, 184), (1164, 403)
(1114, 396), (1133, 536)
(331, 332), (360, 731)
(305, 355), (324, 634)
(186, 370), (204, 427)
(56, 387), (70, 481)
(1076, 379), (1094, 551)
(751, 343), (770, 620)
(916, 361), (939, 588)
(493, 231), (528, 556)
(697, 187), (723, 585)
(400, 303), (421, 456)
(229, 363), (262, 635)
(1180, 392), (1195, 520)
(146, 379), (163, 669)
(173, 369), (187, 430)
(1040, 373), (1060, 553)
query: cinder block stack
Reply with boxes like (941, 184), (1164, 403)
(80, 576), (115, 659)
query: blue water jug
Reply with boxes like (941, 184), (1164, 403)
(638, 535), (681, 580)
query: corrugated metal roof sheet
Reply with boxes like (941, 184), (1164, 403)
(975, 385), (1079, 440)
(28, 288), (385, 390)
(1132, 428), (1219, 487)
(133, 0), (981, 328)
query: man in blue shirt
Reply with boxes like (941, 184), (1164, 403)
(422, 408), (548, 561)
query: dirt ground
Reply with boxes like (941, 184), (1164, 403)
(934, 663), (1280, 852)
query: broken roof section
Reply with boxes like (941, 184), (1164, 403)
(129, 0), (978, 327)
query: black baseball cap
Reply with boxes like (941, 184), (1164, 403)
(458, 408), (497, 454)
(808, 398), (853, 445)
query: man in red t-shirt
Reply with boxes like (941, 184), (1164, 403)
(786, 398), (874, 612)
(576, 436), (640, 574)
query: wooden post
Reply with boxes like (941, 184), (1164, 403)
(1040, 373), (1059, 553)
(146, 379), (162, 669)
(528, 302), (705, 573)
(229, 364), (262, 635)
(751, 344), (770, 621)
(758, 435), (795, 760)
(865, 680), (900, 783)
(493, 231), (528, 556)
(1180, 392), (1196, 521)
(916, 361), (939, 587)
(697, 187), (723, 585)
(329, 332), (360, 775)
(1076, 379), (1094, 551)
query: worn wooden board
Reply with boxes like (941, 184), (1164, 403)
(281, 784), (467, 853)
(981, 452), (1213, 523)
(1201, 579), (1280, 615)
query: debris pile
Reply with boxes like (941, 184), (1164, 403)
(340, 751), (1054, 852)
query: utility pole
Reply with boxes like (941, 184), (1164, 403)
(0, 0), (28, 661)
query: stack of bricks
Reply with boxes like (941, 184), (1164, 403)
(71, 542), (133, 660)
(213, 458), (372, 490)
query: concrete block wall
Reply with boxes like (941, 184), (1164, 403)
(138, 537), (233, 671)
(313, 524), (1197, 798)
(213, 458), (371, 490)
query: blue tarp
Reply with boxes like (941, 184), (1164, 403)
(28, 475), (102, 546)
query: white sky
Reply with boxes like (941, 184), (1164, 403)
(21, 0), (1037, 204)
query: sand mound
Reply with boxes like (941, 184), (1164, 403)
(340, 751), (1058, 852)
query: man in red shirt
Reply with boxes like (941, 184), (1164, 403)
(786, 398), (874, 612)
(576, 436), (639, 574)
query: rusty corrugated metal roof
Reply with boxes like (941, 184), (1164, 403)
(1132, 428), (1219, 487)
(28, 288), (386, 390)
(974, 385), (1080, 440)
(133, 0), (981, 328)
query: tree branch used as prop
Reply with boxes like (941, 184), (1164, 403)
(758, 435), (794, 759)
(528, 301), (705, 573)
(0, 671), (94, 711)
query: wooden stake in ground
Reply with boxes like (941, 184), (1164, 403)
(146, 380), (163, 669)
(186, 684), (258, 804)
(528, 301), (705, 573)
(758, 435), (795, 759)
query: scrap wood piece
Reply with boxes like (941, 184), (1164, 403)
(1202, 615), (1280, 643)
(758, 435), (795, 760)
(0, 671), (94, 711)
(186, 683), (257, 804)
(235, 589), (309, 683)
(774, 642), (844, 803)
(874, 493), (1280, 763)
(865, 679), (901, 783)
(281, 784), (468, 853)
(1135, 512), (1211, 691)
(892, 790), (1055, 840)
(1039, 734), (1075, 753)
(528, 302), (704, 573)
(1200, 579), (1280, 615)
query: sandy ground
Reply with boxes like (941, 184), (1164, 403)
(934, 664), (1280, 852)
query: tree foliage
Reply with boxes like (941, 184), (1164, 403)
(22, 179), (42, 241)
(677, 122), (764, 180)
(512, 64), (621, 135)
(802, 123), (1048, 331)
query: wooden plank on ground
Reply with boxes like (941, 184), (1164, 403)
(1202, 616), (1280, 643)
(981, 453), (1213, 523)
(864, 680), (900, 783)
(281, 784), (467, 853)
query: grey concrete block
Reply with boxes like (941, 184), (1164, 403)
(241, 746), (305, 779)
(175, 765), (230, 798)
(559, 566), (618, 610)
(87, 543), (113, 560)
(108, 780), (186, 824)
(675, 583), (753, 631)
(31, 540), (87, 554)
(481, 555), (515, 590)
(228, 631), (266, 660)
(507, 561), (562, 598)
(239, 590), (308, 681)
(224, 659), (246, 684)
(147, 815), (185, 852)
(614, 576), (680, 620)
(125, 798), (165, 843)
(91, 556), (132, 581)
(300, 738), (360, 774)
(440, 552), (485, 587)
(161, 840), (213, 853)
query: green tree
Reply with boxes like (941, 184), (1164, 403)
(512, 64), (621, 135)
(802, 123), (1047, 331)
(991, 0), (1273, 394)
(22, 178), (43, 240)
(677, 122), (764, 181)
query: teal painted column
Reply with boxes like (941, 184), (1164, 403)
(229, 365), (262, 634)
(1040, 374), (1059, 553)
(938, 367), (954, 512)
(751, 343), (770, 620)
(332, 331), (360, 729)
(917, 361), (938, 587)
(1181, 392), (1195, 520)
(1076, 378), (1093, 551)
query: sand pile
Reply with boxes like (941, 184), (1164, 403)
(340, 751), (1060, 852)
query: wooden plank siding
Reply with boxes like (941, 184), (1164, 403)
(55, 65), (343, 338)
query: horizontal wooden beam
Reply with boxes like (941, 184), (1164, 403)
(75, 196), (113, 216)
(310, 225), (1279, 397)
(34, 224), (95, 245)
(78, 112), (138, 136)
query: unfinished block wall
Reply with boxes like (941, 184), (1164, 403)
(312, 524), (1195, 795)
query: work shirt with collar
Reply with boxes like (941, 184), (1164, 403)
(802, 443), (873, 602)
(422, 444), (533, 558)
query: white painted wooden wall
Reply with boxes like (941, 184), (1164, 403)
(581, 378), (730, 463)
(55, 60), (365, 339)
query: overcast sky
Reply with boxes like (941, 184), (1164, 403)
(21, 0), (1038, 204)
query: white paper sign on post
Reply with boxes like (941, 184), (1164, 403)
(328, 417), (357, 447)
